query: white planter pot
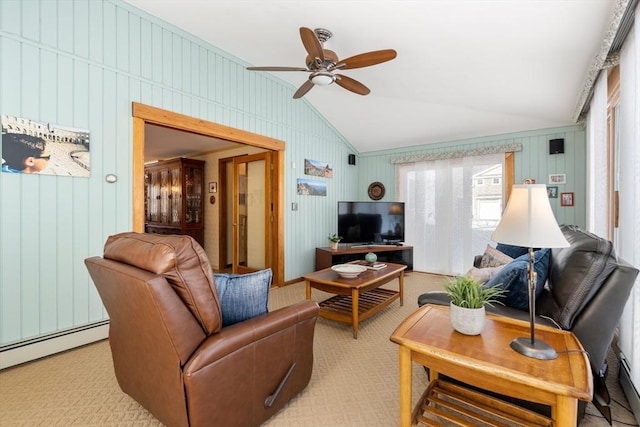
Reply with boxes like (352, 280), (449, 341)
(449, 302), (486, 335)
(330, 241), (339, 250)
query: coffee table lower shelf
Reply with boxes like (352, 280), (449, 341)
(318, 288), (399, 335)
(413, 379), (553, 427)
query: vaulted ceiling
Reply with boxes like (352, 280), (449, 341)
(125, 0), (619, 154)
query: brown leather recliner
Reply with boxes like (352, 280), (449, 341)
(85, 232), (319, 427)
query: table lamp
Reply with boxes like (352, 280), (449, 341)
(491, 184), (569, 360)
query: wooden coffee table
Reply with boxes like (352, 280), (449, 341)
(390, 304), (593, 427)
(303, 262), (406, 339)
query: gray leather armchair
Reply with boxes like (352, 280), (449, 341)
(418, 225), (638, 423)
(85, 232), (319, 427)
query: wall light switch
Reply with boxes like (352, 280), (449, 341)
(291, 202), (298, 211)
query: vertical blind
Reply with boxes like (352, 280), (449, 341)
(397, 153), (504, 275)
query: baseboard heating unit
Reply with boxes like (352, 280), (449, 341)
(619, 352), (640, 425)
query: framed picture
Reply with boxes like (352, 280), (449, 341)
(549, 174), (566, 185)
(296, 178), (327, 196)
(560, 192), (574, 206)
(209, 182), (217, 193)
(304, 158), (333, 178)
(547, 186), (558, 198)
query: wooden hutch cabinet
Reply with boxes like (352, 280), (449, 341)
(144, 157), (205, 246)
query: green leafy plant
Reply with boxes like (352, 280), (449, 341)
(444, 276), (507, 309)
(328, 233), (342, 243)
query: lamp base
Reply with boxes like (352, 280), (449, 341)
(510, 337), (558, 360)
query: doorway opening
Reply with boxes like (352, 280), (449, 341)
(131, 102), (286, 286)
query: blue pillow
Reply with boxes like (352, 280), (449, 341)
(483, 249), (550, 311)
(495, 243), (531, 259)
(214, 268), (272, 326)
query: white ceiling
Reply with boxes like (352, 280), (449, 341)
(125, 0), (616, 154)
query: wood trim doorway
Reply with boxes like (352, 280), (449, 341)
(131, 102), (286, 286)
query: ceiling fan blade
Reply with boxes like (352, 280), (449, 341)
(293, 80), (314, 99)
(247, 66), (308, 72)
(299, 27), (324, 63)
(334, 49), (397, 70)
(335, 74), (370, 96)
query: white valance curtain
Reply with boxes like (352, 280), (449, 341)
(391, 143), (521, 165)
(397, 153), (504, 276)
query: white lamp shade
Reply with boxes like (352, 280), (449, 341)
(492, 184), (569, 248)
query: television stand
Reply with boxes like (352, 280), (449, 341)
(315, 245), (413, 271)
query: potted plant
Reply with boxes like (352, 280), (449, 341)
(444, 276), (506, 335)
(328, 233), (342, 250)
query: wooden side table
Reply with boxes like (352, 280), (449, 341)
(390, 305), (593, 427)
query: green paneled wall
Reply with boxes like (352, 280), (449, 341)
(358, 125), (586, 228)
(0, 0), (586, 348)
(0, 0), (354, 346)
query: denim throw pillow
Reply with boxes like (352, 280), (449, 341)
(214, 268), (272, 326)
(483, 249), (550, 311)
(495, 243), (531, 259)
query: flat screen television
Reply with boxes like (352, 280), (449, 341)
(338, 201), (405, 244)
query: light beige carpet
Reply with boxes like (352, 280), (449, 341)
(0, 272), (635, 426)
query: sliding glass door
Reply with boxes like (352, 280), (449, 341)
(397, 153), (504, 275)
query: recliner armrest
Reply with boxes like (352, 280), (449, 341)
(184, 300), (319, 372)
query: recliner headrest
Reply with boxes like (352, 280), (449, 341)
(104, 232), (222, 335)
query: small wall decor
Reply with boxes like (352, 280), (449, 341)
(209, 182), (217, 193)
(297, 178), (327, 196)
(549, 174), (566, 185)
(1, 115), (90, 177)
(304, 159), (333, 178)
(547, 186), (558, 198)
(367, 181), (385, 200)
(560, 192), (574, 206)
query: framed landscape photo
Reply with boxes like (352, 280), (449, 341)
(560, 192), (574, 206)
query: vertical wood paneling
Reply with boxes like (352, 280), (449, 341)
(21, 44), (39, 118)
(57, 56), (73, 124)
(20, 177), (41, 337)
(37, 50), (58, 121)
(39, 166), (59, 332)
(21, 0), (40, 42)
(139, 19), (151, 79)
(57, 0), (74, 53)
(116, 6), (129, 71)
(88, 0), (103, 64)
(73, 0), (89, 58)
(55, 175), (74, 329)
(1, 0), (21, 35)
(40, 0), (57, 50)
(102, 1), (116, 68)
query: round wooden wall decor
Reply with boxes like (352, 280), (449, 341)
(367, 182), (385, 200)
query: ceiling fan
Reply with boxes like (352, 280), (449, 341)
(246, 27), (397, 99)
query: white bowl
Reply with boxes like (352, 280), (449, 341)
(331, 264), (367, 279)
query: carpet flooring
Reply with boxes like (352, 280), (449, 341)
(0, 271), (636, 426)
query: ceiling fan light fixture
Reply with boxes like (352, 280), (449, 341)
(310, 71), (335, 86)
